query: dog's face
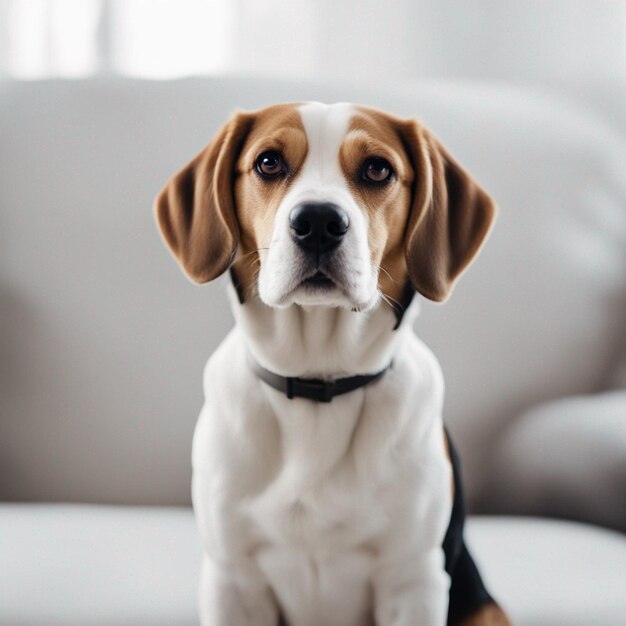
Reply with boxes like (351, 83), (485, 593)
(155, 102), (495, 310)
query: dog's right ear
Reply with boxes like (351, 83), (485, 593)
(154, 111), (254, 283)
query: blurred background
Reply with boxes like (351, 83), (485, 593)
(1, 0), (625, 133)
(1, 2), (625, 625)
(1, 0), (625, 520)
(2, 0), (625, 514)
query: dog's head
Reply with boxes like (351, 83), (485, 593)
(155, 102), (495, 311)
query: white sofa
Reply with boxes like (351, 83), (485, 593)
(1, 76), (625, 625)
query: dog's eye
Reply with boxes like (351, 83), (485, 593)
(362, 157), (393, 184)
(256, 151), (286, 179)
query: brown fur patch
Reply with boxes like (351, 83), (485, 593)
(232, 104), (308, 297)
(343, 105), (496, 305)
(453, 602), (512, 626)
(340, 106), (415, 306)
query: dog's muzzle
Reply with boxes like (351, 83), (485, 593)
(289, 202), (350, 256)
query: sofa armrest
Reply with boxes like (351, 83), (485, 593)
(485, 391), (626, 532)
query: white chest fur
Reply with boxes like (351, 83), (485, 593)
(191, 297), (452, 626)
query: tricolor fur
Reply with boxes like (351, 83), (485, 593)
(155, 102), (509, 626)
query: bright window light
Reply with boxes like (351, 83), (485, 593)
(6, 0), (100, 78)
(110, 0), (234, 78)
(49, 0), (100, 77)
(6, 0), (49, 78)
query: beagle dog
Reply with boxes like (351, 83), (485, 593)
(155, 102), (511, 626)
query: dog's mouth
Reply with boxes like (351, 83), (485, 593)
(301, 270), (336, 290)
(265, 261), (376, 311)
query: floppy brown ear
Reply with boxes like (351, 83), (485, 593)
(399, 120), (496, 302)
(154, 111), (253, 283)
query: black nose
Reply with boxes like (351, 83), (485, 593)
(289, 202), (350, 254)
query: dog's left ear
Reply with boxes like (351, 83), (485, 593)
(154, 111), (253, 283)
(398, 120), (496, 302)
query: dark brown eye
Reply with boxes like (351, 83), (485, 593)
(256, 151), (286, 178)
(363, 157), (392, 184)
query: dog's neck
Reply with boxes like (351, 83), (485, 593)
(229, 287), (419, 379)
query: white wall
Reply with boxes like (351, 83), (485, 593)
(235, 0), (626, 131)
(2, 1), (625, 88)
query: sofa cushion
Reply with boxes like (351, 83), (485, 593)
(0, 504), (201, 626)
(0, 504), (624, 626)
(469, 516), (626, 626)
(2, 78), (625, 508)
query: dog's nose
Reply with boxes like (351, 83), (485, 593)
(289, 202), (350, 254)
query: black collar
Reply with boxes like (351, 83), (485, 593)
(248, 355), (391, 403)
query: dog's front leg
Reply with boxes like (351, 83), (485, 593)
(373, 547), (449, 626)
(193, 485), (279, 626)
(193, 461), (279, 626)
(192, 387), (280, 626)
(198, 554), (279, 626)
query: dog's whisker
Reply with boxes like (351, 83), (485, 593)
(378, 292), (393, 310)
(377, 264), (398, 285)
(236, 248), (270, 263)
(377, 288), (402, 312)
(383, 292), (402, 309)
(240, 265), (262, 298)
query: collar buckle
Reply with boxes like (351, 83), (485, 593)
(287, 377), (335, 403)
